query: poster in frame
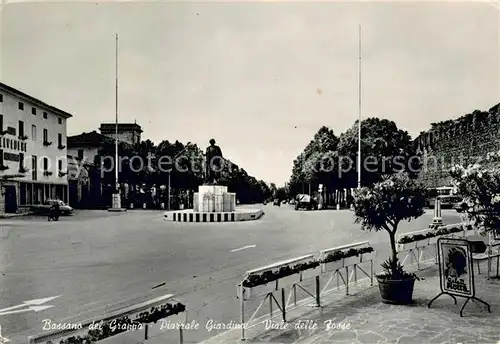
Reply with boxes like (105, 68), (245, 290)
(438, 238), (474, 298)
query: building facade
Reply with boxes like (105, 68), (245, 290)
(0, 83), (71, 213)
(67, 131), (110, 209)
(99, 123), (142, 145)
(415, 103), (500, 188)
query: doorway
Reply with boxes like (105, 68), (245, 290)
(4, 185), (17, 213)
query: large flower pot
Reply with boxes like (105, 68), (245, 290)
(376, 275), (416, 304)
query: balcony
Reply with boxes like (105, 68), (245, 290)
(0, 165), (8, 171)
(43, 141), (52, 146)
(58, 144), (66, 150)
(58, 171), (68, 177)
(19, 135), (28, 141)
(19, 166), (29, 173)
(43, 171), (53, 176)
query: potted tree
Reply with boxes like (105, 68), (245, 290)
(352, 172), (427, 304)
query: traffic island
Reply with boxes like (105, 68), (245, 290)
(164, 208), (264, 222)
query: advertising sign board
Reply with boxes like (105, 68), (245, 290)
(429, 237), (490, 316)
(438, 238), (473, 297)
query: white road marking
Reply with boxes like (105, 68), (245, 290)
(0, 305), (53, 315)
(231, 245), (256, 252)
(0, 295), (60, 315)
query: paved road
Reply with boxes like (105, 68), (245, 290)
(0, 205), (461, 343)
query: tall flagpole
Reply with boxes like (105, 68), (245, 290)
(357, 25), (362, 189)
(108, 32), (124, 211)
(115, 33), (119, 190)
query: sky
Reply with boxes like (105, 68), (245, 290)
(0, 0), (499, 185)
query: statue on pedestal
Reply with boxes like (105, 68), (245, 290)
(205, 138), (224, 185)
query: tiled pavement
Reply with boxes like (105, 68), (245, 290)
(76, 262), (500, 344)
(201, 265), (500, 344)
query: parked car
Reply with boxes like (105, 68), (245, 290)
(295, 194), (318, 210)
(30, 199), (74, 216)
(273, 199), (280, 206)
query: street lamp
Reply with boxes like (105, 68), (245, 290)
(167, 142), (192, 211)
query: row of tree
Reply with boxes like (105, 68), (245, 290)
(285, 118), (422, 202)
(93, 138), (273, 204)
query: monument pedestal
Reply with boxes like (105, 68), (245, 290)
(193, 185), (236, 213)
(108, 194), (126, 212)
(429, 198), (442, 229)
(164, 184), (262, 223)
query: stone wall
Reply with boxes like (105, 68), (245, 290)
(415, 103), (500, 188)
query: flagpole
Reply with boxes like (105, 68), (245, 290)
(357, 24), (362, 189)
(109, 33), (124, 211)
(115, 33), (119, 190)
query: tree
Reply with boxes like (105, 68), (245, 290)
(338, 118), (420, 188)
(275, 187), (288, 200)
(450, 153), (500, 235)
(352, 172), (427, 277)
(289, 126), (339, 197)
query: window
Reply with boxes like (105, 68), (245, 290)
(58, 159), (62, 172)
(0, 115), (3, 131)
(0, 94), (3, 102)
(31, 107), (36, 115)
(58, 118), (62, 125)
(31, 125), (37, 141)
(18, 102), (24, 110)
(77, 149), (84, 160)
(43, 157), (48, 171)
(43, 129), (48, 142)
(43, 112), (48, 119)
(58, 133), (62, 147)
(19, 153), (24, 170)
(18, 120), (24, 137)
(14, 141), (17, 150)
(0, 149), (3, 166)
(32, 155), (37, 180)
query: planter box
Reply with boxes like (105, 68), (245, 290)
(240, 280), (278, 299)
(277, 273), (301, 289)
(300, 266), (320, 281)
(321, 260), (343, 272)
(464, 229), (476, 237)
(342, 255), (361, 267)
(428, 236), (438, 245)
(416, 238), (430, 248)
(397, 241), (417, 252)
(360, 251), (375, 263)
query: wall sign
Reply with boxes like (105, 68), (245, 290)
(3, 152), (19, 162)
(6, 127), (16, 136)
(438, 238), (473, 297)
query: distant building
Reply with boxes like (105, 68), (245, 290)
(66, 131), (112, 209)
(415, 103), (500, 188)
(99, 123), (142, 146)
(66, 126), (140, 209)
(67, 130), (110, 166)
(0, 82), (71, 213)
